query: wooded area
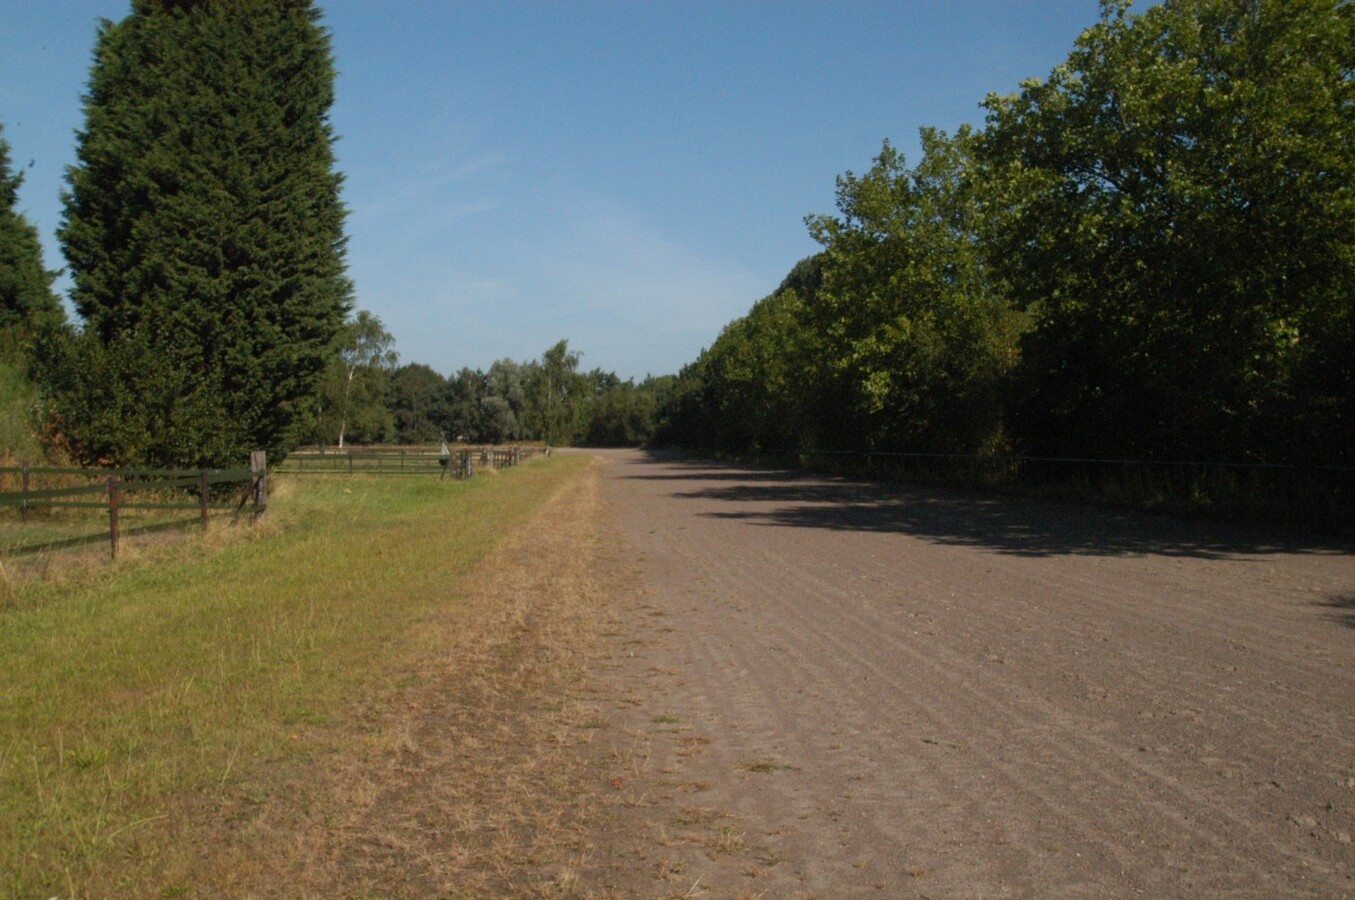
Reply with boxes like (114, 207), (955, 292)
(313, 332), (675, 450)
(659, 0), (1354, 487)
(0, 0), (1351, 516)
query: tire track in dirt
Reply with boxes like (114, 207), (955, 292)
(581, 450), (1355, 898)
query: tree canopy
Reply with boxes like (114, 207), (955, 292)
(978, 0), (1355, 463)
(0, 123), (64, 352)
(657, 0), (1354, 473)
(46, 0), (351, 467)
(11, 0), (1350, 483)
(308, 310), (399, 446)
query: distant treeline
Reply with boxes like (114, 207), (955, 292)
(657, 0), (1354, 471)
(0, 1), (671, 467)
(2, 0), (1352, 472)
(324, 332), (674, 449)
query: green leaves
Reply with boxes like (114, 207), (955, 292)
(52, 0), (350, 468)
(979, 0), (1355, 463)
(0, 123), (64, 350)
(805, 128), (1023, 454)
(663, 0), (1353, 471)
(311, 310), (399, 447)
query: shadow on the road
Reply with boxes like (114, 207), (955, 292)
(627, 454), (1352, 560)
(1, 516), (203, 557)
(1317, 595), (1355, 629)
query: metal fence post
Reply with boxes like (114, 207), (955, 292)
(21, 461), (29, 523)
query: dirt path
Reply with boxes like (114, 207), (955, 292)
(577, 449), (1355, 898)
(230, 459), (622, 897)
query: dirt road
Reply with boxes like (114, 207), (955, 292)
(579, 449), (1355, 898)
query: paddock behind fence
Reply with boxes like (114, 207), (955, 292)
(0, 453), (266, 560)
(275, 445), (543, 477)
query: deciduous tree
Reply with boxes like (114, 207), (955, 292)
(314, 309), (397, 447)
(805, 129), (1024, 454)
(387, 362), (449, 443)
(979, 0), (1355, 462)
(533, 339), (582, 446)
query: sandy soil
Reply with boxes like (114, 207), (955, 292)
(576, 449), (1355, 898)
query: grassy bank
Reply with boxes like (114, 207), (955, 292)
(0, 455), (592, 897)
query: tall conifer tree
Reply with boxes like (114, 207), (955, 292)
(54, 0), (350, 466)
(0, 123), (63, 349)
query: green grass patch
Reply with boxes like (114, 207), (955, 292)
(0, 455), (590, 897)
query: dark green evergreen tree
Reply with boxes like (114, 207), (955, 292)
(387, 363), (450, 444)
(52, 0), (351, 466)
(0, 123), (64, 351)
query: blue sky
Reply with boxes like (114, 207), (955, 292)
(2, 1), (1112, 381)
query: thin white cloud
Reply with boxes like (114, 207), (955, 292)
(346, 148), (507, 220)
(534, 192), (766, 332)
(346, 169), (772, 378)
(440, 198), (501, 218)
(444, 153), (508, 182)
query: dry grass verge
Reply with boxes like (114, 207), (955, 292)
(1, 455), (607, 897)
(216, 456), (625, 897)
(4, 451), (749, 898)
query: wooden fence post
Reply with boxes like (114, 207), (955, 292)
(20, 461), (29, 523)
(199, 469), (210, 529)
(251, 451), (267, 519)
(107, 475), (120, 561)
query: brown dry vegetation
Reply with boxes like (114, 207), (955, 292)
(174, 455), (772, 899)
(10, 449), (1353, 898)
(1, 456), (638, 898)
(209, 458), (628, 896)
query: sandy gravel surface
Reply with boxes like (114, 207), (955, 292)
(579, 449), (1355, 898)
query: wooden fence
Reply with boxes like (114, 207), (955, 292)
(276, 445), (543, 478)
(0, 452), (266, 560)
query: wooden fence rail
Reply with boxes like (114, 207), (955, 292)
(276, 445), (543, 478)
(0, 456), (265, 560)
